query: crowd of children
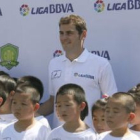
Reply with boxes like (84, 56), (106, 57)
(0, 70), (140, 140)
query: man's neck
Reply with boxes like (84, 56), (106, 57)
(66, 48), (84, 61)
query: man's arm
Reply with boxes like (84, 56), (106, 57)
(38, 95), (54, 116)
(99, 62), (117, 96)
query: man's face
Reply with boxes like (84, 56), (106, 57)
(59, 23), (84, 52)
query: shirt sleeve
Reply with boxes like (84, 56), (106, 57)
(98, 61), (117, 96)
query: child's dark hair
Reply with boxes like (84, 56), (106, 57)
(0, 75), (17, 97)
(0, 81), (7, 106)
(17, 76), (44, 100)
(56, 83), (88, 120)
(109, 92), (136, 113)
(92, 98), (108, 117)
(128, 83), (140, 105)
(0, 71), (9, 76)
(15, 83), (40, 104)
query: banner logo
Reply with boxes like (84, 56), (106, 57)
(90, 50), (110, 60)
(0, 44), (19, 70)
(94, 0), (140, 12)
(20, 3), (74, 16)
(53, 50), (63, 57)
(20, 4), (30, 16)
(94, 0), (105, 12)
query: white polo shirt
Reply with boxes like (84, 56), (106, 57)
(49, 48), (117, 129)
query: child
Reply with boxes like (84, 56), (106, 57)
(17, 75), (51, 130)
(17, 75), (44, 100)
(128, 83), (140, 138)
(92, 98), (110, 134)
(0, 75), (17, 127)
(0, 81), (7, 107)
(98, 92), (139, 140)
(0, 70), (9, 76)
(47, 83), (97, 140)
(0, 82), (50, 140)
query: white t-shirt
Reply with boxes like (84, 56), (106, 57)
(49, 48), (117, 128)
(0, 121), (50, 140)
(47, 125), (98, 140)
(130, 129), (140, 138)
(35, 115), (51, 131)
(98, 131), (140, 140)
(0, 114), (52, 132)
(0, 114), (17, 131)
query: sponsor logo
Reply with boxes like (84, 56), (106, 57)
(107, 0), (140, 11)
(0, 8), (2, 16)
(20, 3), (74, 16)
(90, 50), (110, 60)
(53, 50), (63, 57)
(20, 4), (30, 16)
(0, 43), (19, 70)
(74, 73), (94, 80)
(94, 0), (105, 12)
(51, 70), (61, 79)
(94, 0), (140, 12)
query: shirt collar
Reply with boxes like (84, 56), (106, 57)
(61, 48), (89, 62)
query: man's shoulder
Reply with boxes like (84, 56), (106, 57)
(87, 52), (110, 67)
(88, 52), (108, 61)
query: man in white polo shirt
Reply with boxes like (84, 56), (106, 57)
(39, 14), (117, 129)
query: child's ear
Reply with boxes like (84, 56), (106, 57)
(34, 103), (40, 111)
(128, 112), (136, 123)
(80, 102), (86, 111)
(0, 97), (3, 106)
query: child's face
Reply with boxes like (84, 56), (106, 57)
(12, 92), (37, 121)
(56, 94), (81, 123)
(105, 98), (130, 130)
(131, 104), (140, 125)
(92, 109), (110, 133)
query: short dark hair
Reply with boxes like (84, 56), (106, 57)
(15, 83), (40, 104)
(128, 83), (140, 105)
(109, 92), (136, 113)
(92, 98), (108, 117)
(59, 14), (87, 35)
(0, 75), (17, 96)
(17, 76), (44, 100)
(56, 83), (88, 120)
(0, 71), (9, 76)
(0, 82), (7, 106)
